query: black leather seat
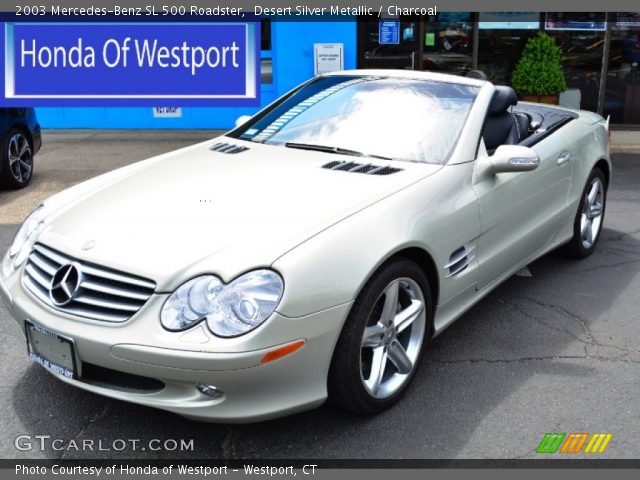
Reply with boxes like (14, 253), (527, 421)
(482, 86), (530, 154)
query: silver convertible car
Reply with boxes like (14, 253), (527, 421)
(1, 71), (610, 421)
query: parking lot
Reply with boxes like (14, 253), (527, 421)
(1, 131), (640, 459)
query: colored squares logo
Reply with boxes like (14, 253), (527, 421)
(537, 433), (612, 454)
(537, 433), (565, 453)
(560, 433), (589, 453)
(584, 433), (613, 454)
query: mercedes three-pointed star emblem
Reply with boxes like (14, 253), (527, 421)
(49, 263), (83, 306)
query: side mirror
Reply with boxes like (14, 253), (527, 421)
(490, 145), (540, 174)
(234, 115), (252, 128)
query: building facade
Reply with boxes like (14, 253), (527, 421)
(37, 13), (640, 129)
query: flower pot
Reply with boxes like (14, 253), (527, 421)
(520, 94), (560, 105)
(538, 95), (559, 105)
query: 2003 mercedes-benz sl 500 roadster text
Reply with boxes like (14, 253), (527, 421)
(1, 71), (610, 421)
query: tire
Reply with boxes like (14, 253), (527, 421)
(563, 168), (607, 258)
(328, 258), (433, 415)
(0, 128), (34, 189)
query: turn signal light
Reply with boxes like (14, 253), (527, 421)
(261, 340), (305, 364)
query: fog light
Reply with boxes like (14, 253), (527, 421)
(197, 384), (224, 399)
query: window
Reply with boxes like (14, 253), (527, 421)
(546, 13), (607, 112)
(230, 75), (479, 164)
(423, 13), (473, 75)
(477, 13), (540, 84)
(357, 14), (473, 75)
(359, 19), (420, 70)
(603, 13), (640, 124)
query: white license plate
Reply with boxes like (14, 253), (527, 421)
(25, 321), (78, 379)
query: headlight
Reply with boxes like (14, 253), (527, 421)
(160, 270), (284, 337)
(8, 205), (46, 268)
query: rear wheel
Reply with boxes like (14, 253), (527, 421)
(328, 259), (432, 414)
(1, 128), (34, 189)
(563, 168), (606, 257)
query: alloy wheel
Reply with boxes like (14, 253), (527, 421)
(8, 133), (32, 185)
(580, 177), (604, 249)
(359, 277), (426, 399)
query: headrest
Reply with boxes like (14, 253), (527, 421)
(489, 86), (517, 116)
(466, 69), (488, 80)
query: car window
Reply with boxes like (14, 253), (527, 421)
(230, 75), (479, 164)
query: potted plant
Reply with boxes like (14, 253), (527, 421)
(511, 32), (567, 105)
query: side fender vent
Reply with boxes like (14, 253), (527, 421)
(445, 245), (476, 278)
(210, 142), (249, 154)
(322, 161), (402, 176)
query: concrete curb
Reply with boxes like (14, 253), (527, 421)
(610, 131), (640, 154)
(611, 145), (640, 154)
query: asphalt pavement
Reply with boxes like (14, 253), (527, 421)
(1, 131), (639, 460)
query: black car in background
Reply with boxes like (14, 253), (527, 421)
(0, 108), (41, 189)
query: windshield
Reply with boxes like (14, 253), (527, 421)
(230, 75), (479, 164)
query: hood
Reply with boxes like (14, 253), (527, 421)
(37, 138), (442, 290)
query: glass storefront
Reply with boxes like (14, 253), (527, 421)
(359, 19), (421, 70)
(604, 13), (640, 123)
(358, 14), (473, 75)
(546, 13), (607, 113)
(477, 27), (536, 85)
(477, 12), (539, 84)
(357, 12), (640, 127)
(422, 13), (474, 76)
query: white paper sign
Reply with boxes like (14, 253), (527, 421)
(152, 107), (182, 118)
(314, 43), (344, 75)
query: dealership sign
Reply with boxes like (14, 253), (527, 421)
(0, 22), (260, 106)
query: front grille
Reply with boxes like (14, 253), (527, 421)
(23, 243), (156, 323)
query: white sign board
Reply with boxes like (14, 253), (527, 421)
(314, 43), (344, 75)
(152, 107), (182, 118)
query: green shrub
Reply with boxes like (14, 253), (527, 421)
(511, 32), (567, 96)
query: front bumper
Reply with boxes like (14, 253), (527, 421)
(0, 268), (351, 422)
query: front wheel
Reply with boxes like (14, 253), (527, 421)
(563, 168), (607, 258)
(328, 259), (432, 415)
(1, 128), (34, 189)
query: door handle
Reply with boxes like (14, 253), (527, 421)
(557, 151), (572, 165)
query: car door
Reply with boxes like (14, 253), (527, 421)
(472, 135), (574, 289)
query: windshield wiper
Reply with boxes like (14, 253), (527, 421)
(284, 142), (392, 161)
